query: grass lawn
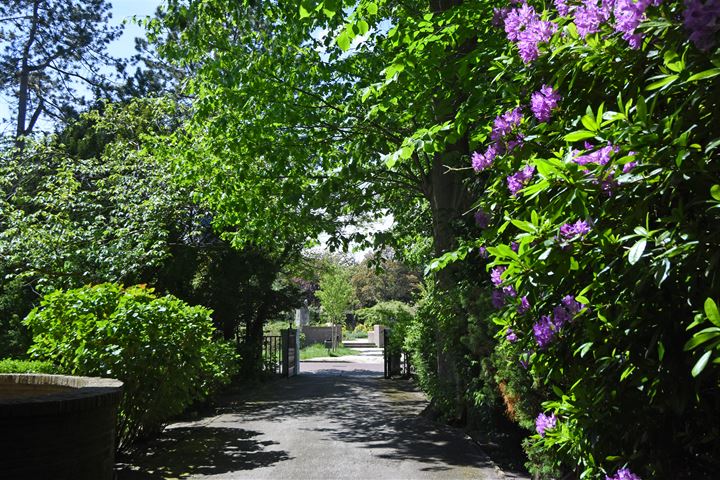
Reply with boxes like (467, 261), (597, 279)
(300, 343), (359, 360)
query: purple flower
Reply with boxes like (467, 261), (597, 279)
(478, 246), (489, 258)
(493, 7), (512, 27)
(506, 328), (518, 343)
(504, 3), (539, 41)
(511, 241), (519, 252)
(475, 209), (491, 228)
(518, 296), (531, 314)
(573, 143), (618, 166)
(503, 285), (518, 298)
(562, 295), (584, 314)
(507, 165), (536, 196)
(519, 356), (530, 369)
(606, 467), (642, 480)
(555, 0), (571, 16)
(507, 134), (525, 151)
(533, 315), (556, 348)
(490, 266), (507, 286)
(531, 85), (562, 122)
(491, 108), (523, 141)
(472, 144), (499, 172)
(492, 289), (506, 309)
(560, 219), (591, 239)
(504, 4), (558, 63)
(683, 0), (720, 51)
(574, 0), (613, 38)
(552, 305), (572, 329)
(622, 160), (638, 173)
(535, 412), (557, 436)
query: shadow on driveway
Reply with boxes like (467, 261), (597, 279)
(115, 426), (290, 478)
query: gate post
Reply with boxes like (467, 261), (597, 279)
(281, 329), (289, 377)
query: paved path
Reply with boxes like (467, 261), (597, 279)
(116, 357), (515, 479)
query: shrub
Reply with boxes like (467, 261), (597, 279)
(0, 358), (59, 374)
(454, 1), (720, 477)
(24, 283), (238, 450)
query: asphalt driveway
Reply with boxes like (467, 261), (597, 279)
(116, 361), (517, 479)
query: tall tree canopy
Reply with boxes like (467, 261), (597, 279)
(0, 0), (123, 138)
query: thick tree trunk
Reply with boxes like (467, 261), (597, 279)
(426, 0), (471, 420)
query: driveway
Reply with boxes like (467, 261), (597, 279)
(116, 359), (520, 479)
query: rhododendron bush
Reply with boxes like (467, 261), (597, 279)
(462, 0), (720, 477)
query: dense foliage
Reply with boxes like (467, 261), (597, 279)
(445, 1), (720, 477)
(24, 283), (238, 450)
(0, 358), (58, 374)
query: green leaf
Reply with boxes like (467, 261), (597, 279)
(299, 4), (311, 18)
(684, 331), (720, 350)
(636, 96), (647, 123)
(511, 219), (535, 233)
(686, 68), (720, 82)
(564, 130), (596, 142)
(646, 74), (678, 90)
(711, 185), (720, 201)
(581, 114), (599, 132)
(574, 342), (593, 358)
(691, 350), (712, 377)
(628, 239), (646, 265)
(704, 298), (720, 327)
(336, 30), (351, 51)
(357, 20), (369, 35)
(366, 2), (378, 15)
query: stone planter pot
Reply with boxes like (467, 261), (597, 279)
(0, 373), (123, 480)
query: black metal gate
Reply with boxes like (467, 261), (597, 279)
(383, 328), (411, 379)
(261, 328), (299, 377)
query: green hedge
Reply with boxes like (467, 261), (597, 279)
(24, 283), (238, 450)
(0, 358), (59, 374)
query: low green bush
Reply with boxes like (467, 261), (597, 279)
(0, 358), (59, 374)
(24, 283), (239, 450)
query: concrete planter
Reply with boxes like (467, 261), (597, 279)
(0, 373), (123, 480)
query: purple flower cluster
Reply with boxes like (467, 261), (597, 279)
(532, 295), (585, 347)
(490, 266), (507, 286)
(559, 219), (591, 239)
(492, 289), (506, 308)
(533, 315), (556, 347)
(622, 160), (638, 173)
(555, 0), (571, 16)
(472, 144), (499, 172)
(606, 467), (642, 480)
(474, 209), (491, 228)
(504, 4), (559, 63)
(492, 107), (524, 141)
(531, 85), (562, 122)
(535, 412), (557, 436)
(471, 108), (525, 173)
(683, 0), (720, 51)
(506, 328), (519, 342)
(574, 0), (613, 37)
(573, 142), (618, 166)
(518, 295), (531, 314)
(507, 165), (536, 196)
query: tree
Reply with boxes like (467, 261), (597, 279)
(149, 0), (502, 417)
(316, 267), (355, 348)
(0, 0), (123, 141)
(351, 252), (421, 308)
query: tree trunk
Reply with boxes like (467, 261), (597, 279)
(426, 0), (471, 421)
(16, 0), (40, 146)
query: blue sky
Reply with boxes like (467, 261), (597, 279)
(0, 0), (163, 135)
